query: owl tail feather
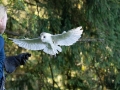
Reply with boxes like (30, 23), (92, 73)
(43, 45), (62, 55)
(54, 45), (62, 54)
(43, 47), (53, 55)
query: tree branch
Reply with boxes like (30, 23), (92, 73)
(49, 62), (55, 90)
(5, 30), (20, 36)
(79, 38), (104, 42)
(49, 61), (60, 90)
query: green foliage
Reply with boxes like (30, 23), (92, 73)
(1, 0), (120, 90)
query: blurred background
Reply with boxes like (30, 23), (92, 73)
(1, 0), (120, 90)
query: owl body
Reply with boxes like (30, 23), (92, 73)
(40, 32), (62, 55)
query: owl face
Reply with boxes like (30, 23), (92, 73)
(40, 32), (46, 42)
(40, 32), (51, 43)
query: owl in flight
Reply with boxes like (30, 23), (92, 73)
(9, 26), (83, 55)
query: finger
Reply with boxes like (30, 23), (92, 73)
(27, 53), (31, 57)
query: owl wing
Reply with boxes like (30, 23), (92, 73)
(51, 26), (83, 46)
(9, 38), (46, 50)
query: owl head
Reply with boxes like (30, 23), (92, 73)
(40, 32), (52, 43)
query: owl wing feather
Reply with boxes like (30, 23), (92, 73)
(51, 26), (83, 46)
(9, 38), (46, 50)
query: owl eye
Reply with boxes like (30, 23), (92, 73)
(43, 36), (46, 38)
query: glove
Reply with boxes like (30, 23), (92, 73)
(14, 53), (31, 65)
(4, 53), (31, 73)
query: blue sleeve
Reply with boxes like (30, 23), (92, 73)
(0, 36), (4, 51)
(0, 36), (5, 82)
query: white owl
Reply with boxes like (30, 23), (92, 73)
(9, 26), (83, 55)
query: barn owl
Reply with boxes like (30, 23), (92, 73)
(9, 26), (83, 55)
